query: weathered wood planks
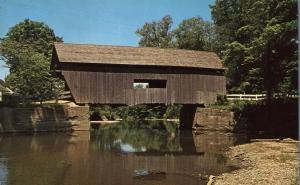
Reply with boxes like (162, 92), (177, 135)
(61, 64), (225, 105)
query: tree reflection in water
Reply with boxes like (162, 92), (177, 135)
(90, 120), (182, 152)
(0, 121), (248, 185)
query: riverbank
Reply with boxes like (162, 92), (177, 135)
(213, 140), (299, 185)
(209, 99), (298, 138)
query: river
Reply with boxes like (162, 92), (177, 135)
(0, 120), (247, 185)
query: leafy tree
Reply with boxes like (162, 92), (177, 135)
(1, 19), (62, 70)
(136, 15), (174, 48)
(211, 0), (263, 93)
(0, 19), (64, 103)
(5, 52), (63, 103)
(173, 17), (216, 51)
(250, 0), (298, 97)
(136, 15), (217, 52)
(211, 0), (298, 95)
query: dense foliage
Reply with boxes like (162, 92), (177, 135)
(136, 15), (173, 48)
(211, 0), (298, 95)
(90, 104), (182, 121)
(173, 17), (216, 51)
(0, 19), (64, 103)
(231, 99), (298, 137)
(136, 15), (216, 51)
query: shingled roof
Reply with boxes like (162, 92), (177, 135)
(53, 43), (224, 70)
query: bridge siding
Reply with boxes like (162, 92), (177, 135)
(60, 64), (225, 105)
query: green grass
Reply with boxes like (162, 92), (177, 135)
(208, 103), (233, 110)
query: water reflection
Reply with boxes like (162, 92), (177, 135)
(0, 158), (7, 185)
(90, 120), (181, 153)
(0, 121), (247, 185)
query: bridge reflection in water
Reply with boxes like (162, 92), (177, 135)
(0, 121), (247, 185)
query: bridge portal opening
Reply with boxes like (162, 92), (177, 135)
(133, 79), (167, 89)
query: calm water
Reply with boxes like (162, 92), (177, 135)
(0, 121), (247, 185)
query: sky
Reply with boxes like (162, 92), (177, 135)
(0, 0), (215, 80)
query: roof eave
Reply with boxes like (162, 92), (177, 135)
(57, 60), (225, 71)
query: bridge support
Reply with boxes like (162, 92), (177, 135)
(179, 104), (204, 129)
(179, 131), (197, 153)
(180, 105), (237, 131)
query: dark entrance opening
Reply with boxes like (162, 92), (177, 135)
(133, 79), (167, 88)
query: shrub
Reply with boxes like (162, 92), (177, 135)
(90, 105), (118, 121)
(163, 105), (182, 119)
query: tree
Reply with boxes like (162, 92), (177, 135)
(211, 0), (262, 93)
(136, 15), (174, 48)
(1, 19), (62, 68)
(211, 0), (298, 95)
(5, 52), (64, 103)
(136, 15), (217, 52)
(0, 19), (64, 103)
(250, 0), (298, 97)
(173, 17), (216, 51)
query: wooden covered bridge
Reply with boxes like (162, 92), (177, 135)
(51, 43), (225, 106)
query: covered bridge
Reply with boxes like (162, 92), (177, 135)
(51, 43), (225, 106)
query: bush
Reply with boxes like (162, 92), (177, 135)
(163, 105), (182, 119)
(216, 94), (228, 105)
(231, 98), (298, 138)
(90, 105), (119, 121)
(91, 104), (182, 121)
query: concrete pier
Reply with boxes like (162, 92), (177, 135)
(180, 105), (235, 131)
(0, 102), (90, 133)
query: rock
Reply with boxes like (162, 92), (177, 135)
(192, 108), (235, 132)
(234, 153), (243, 158)
(133, 169), (166, 178)
(100, 115), (108, 121)
(197, 174), (208, 180)
(281, 138), (298, 143)
(207, 175), (215, 185)
(250, 139), (280, 142)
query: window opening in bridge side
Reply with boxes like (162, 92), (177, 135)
(133, 79), (167, 88)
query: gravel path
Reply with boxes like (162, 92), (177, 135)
(213, 141), (298, 185)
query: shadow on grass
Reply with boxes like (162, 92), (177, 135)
(232, 98), (298, 139)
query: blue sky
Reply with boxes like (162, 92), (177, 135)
(0, 0), (215, 80)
